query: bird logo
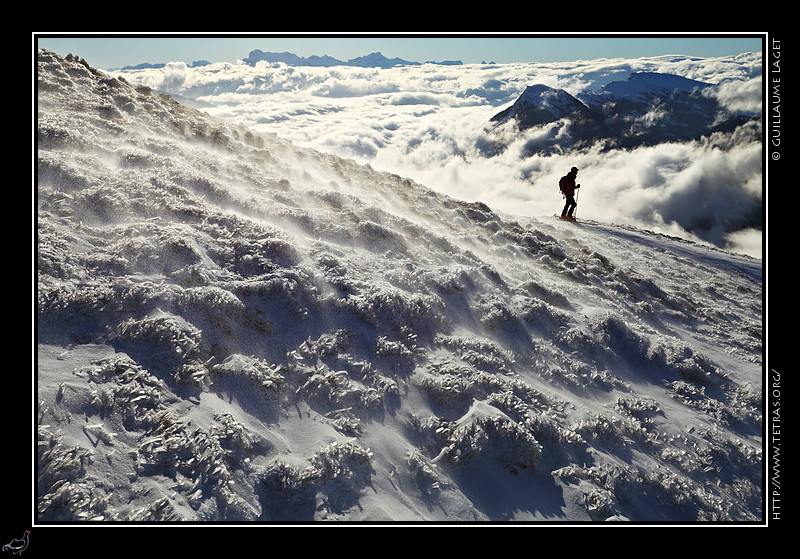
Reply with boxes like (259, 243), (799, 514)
(2, 531), (29, 555)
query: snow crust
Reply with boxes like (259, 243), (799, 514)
(36, 50), (763, 524)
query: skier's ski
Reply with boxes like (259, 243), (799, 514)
(555, 215), (577, 222)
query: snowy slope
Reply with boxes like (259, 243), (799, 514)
(584, 72), (712, 102)
(36, 49), (763, 524)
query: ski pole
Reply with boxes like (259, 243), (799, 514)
(574, 187), (580, 219)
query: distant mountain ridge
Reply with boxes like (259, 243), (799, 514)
(114, 60), (212, 71)
(488, 71), (759, 155)
(111, 50), (464, 71)
(242, 49), (463, 68)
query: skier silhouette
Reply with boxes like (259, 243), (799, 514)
(559, 166), (580, 221)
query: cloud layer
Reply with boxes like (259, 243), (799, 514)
(114, 52), (763, 256)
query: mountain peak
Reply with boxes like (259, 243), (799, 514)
(346, 51), (417, 68)
(519, 84), (585, 109)
(491, 84), (590, 127)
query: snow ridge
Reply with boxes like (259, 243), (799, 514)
(36, 50), (762, 524)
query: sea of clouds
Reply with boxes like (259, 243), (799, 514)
(113, 51), (763, 257)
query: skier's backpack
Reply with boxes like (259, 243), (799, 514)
(559, 176), (566, 194)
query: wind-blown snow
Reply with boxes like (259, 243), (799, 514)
(111, 51), (763, 258)
(36, 50), (762, 524)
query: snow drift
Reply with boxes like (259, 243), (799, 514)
(36, 49), (763, 524)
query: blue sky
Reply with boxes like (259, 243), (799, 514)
(35, 33), (765, 69)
